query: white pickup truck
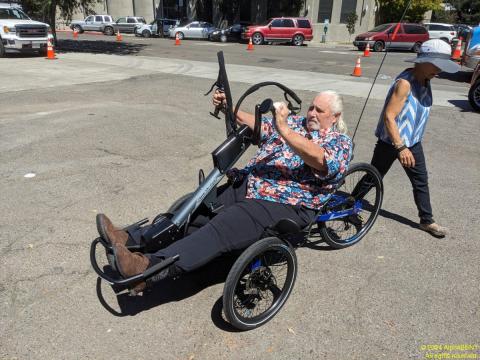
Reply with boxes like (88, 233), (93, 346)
(0, 2), (53, 57)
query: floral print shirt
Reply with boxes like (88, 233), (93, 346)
(227, 115), (353, 210)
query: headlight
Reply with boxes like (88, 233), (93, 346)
(212, 31), (219, 35)
(365, 37), (372, 41)
(3, 26), (16, 33)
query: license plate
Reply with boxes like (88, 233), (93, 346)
(32, 42), (41, 49)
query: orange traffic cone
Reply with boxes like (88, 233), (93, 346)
(116, 30), (122, 42)
(363, 42), (370, 57)
(451, 38), (462, 60)
(73, 28), (78, 39)
(247, 37), (254, 51)
(175, 32), (181, 46)
(352, 56), (362, 77)
(46, 38), (56, 60)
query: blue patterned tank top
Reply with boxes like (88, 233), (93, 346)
(375, 69), (432, 147)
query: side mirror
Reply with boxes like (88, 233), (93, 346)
(268, 24), (272, 29)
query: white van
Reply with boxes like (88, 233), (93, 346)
(0, 2), (53, 57)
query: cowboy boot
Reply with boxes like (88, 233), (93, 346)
(96, 213), (129, 247)
(113, 243), (150, 294)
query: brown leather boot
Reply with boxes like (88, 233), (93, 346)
(96, 213), (129, 247)
(113, 243), (150, 293)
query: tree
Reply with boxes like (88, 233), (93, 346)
(447, 0), (480, 25)
(20, 0), (99, 40)
(345, 12), (358, 41)
(375, 0), (443, 24)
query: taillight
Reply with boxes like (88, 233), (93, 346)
(450, 32), (455, 35)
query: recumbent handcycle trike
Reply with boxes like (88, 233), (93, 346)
(90, 52), (383, 331)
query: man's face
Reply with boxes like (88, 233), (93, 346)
(419, 62), (441, 79)
(306, 94), (338, 132)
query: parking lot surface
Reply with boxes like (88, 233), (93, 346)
(0, 38), (479, 360)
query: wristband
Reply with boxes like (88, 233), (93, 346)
(396, 145), (407, 153)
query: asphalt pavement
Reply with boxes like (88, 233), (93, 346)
(0, 35), (478, 360)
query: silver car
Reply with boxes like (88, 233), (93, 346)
(168, 21), (217, 40)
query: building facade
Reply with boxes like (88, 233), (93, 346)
(67, 0), (377, 43)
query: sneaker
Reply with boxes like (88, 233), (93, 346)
(419, 223), (448, 238)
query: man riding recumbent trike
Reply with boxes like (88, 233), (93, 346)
(90, 52), (383, 331)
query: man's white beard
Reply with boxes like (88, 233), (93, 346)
(308, 120), (320, 131)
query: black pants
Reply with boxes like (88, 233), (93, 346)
(369, 140), (434, 224)
(147, 179), (316, 272)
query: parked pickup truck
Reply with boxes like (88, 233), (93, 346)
(0, 2), (53, 57)
(70, 14), (116, 36)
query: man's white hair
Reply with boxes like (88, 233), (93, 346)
(318, 90), (348, 134)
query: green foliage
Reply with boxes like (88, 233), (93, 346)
(376, 0), (443, 24)
(346, 12), (358, 36)
(447, 0), (480, 25)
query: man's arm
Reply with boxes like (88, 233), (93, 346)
(273, 102), (328, 175)
(383, 79), (415, 168)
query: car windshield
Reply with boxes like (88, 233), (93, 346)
(0, 7), (30, 20)
(368, 24), (392, 33)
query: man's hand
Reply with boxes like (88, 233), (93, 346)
(398, 148), (415, 168)
(273, 101), (290, 136)
(212, 89), (226, 112)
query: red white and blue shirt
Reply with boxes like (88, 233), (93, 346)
(227, 115), (353, 210)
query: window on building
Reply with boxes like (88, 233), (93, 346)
(340, 0), (358, 23)
(318, 0), (333, 23)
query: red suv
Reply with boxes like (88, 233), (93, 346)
(243, 17), (313, 46)
(354, 23), (429, 52)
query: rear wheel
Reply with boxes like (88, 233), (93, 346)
(319, 163), (383, 249)
(104, 26), (114, 36)
(252, 32), (263, 45)
(292, 34), (304, 46)
(223, 237), (297, 330)
(373, 41), (384, 52)
(468, 81), (480, 112)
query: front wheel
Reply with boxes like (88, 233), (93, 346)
(468, 81), (480, 112)
(252, 32), (263, 45)
(73, 25), (83, 34)
(220, 34), (227, 43)
(373, 41), (384, 52)
(223, 237), (297, 331)
(319, 163), (383, 249)
(412, 42), (422, 53)
(292, 34), (304, 46)
(176, 31), (184, 40)
(142, 30), (151, 38)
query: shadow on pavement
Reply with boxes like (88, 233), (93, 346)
(377, 208), (419, 229)
(57, 39), (148, 55)
(95, 254), (237, 317)
(448, 99), (475, 112)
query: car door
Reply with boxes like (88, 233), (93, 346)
(126, 17), (137, 33)
(403, 24), (423, 50)
(268, 19), (283, 40)
(387, 24), (407, 49)
(116, 17), (128, 33)
(93, 15), (104, 31)
(83, 15), (94, 31)
(187, 22), (202, 38)
(282, 18), (296, 40)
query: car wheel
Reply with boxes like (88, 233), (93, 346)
(220, 34), (227, 43)
(292, 34), (304, 46)
(104, 26), (114, 36)
(412, 42), (422, 53)
(142, 30), (151, 38)
(176, 31), (184, 40)
(373, 41), (384, 52)
(73, 25), (83, 34)
(252, 32), (263, 45)
(468, 81), (480, 112)
(0, 40), (5, 58)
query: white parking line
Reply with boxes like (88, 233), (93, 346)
(319, 50), (356, 55)
(194, 42), (233, 47)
